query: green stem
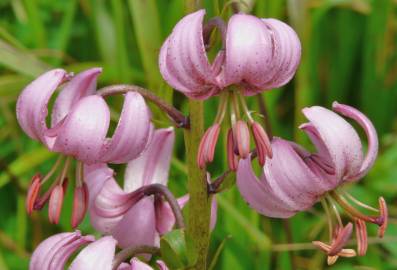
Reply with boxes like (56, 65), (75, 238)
(184, 99), (210, 270)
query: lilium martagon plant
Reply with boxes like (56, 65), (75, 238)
(237, 102), (388, 265)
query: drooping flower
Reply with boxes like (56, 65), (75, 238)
(18, 68), (152, 227)
(30, 233), (167, 270)
(159, 10), (301, 169)
(236, 102), (387, 264)
(86, 127), (217, 249)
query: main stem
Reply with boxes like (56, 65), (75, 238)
(184, 100), (210, 269)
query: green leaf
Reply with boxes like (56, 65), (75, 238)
(160, 229), (198, 269)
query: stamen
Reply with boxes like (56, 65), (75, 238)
(197, 124), (221, 169)
(237, 92), (254, 123)
(320, 198), (333, 240)
(251, 121), (272, 166)
(328, 223), (353, 256)
(355, 219), (368, 256)
(330, 191), (376, 224)
(48, 184), (65, 224)
(233, 120), (250, 159)
(341, 190), (379, 213)
(26, 174), (41, 215)
(377, 197), (388, 238)
(41, 155), (64, 184)
(75, 161), (84, 187)
(214, 92), (229, 124)
(327, 195), (343, 227)
(227, 129), (239, 171)
(71, 182), (89, 228)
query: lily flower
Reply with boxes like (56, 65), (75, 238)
(30, 233), (167, 270)
(159, 10), (301, 169)
(18, 68), (152, 227)
(86, 127), (217, 249)
(236, 102), (387, 265)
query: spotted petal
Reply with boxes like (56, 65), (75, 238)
(100, 92), (152, 164)
(16, 69), (68, 145)
(124, 127), (175, 192)
(159, 9), (220, 100)
(111, 197), (157, 248)
(51, 68), (101, 127)
(70, 236), (117, 270)
(30, 231), (94, 270)
(301, 105), (364, 183)
(52, 95), (110, 164)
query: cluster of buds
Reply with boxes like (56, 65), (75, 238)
(159, 10), (301, 170)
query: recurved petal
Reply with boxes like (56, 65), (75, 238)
(69, 236), (117, 270)
(159, 10), (220, 99)
(301, 106), (364, 182)
(259, 19), (301, 89)
(112, 197), (157, 248)
(236, 156), (297, 218)
(155, 194), (189, 235)
(332, 102), (378, 181)
(124, 127), (175, 192)
(29, 231), (94, 270)
(100, 92), (152, 164)
(51, 68), (101, 127)
(52, 95), (110, 164)
(263, 138), (326, 207)
(224, 14), (273, 89)
(16, 69), (68, 144)
(129, 258), (154, 270)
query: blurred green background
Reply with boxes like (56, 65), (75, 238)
(0, 0), (396, 269)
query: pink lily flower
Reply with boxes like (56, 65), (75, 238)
(160, 10), (300, 169)
(17, 68), (152, 227)
(30, 233), (167, 270)
(86, 127), (217, 249)
(237, 102), (387, 264)
(159, 9), (301, 99)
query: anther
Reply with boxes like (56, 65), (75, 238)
(355, 219), (368, 256)
(26, 174), (41, 215)
(197, 124), (221, 169)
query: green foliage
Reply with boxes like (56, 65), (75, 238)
(0, 0), (396, 269)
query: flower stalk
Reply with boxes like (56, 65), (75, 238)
(97, 84), (189, 128)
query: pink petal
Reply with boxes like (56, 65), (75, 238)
(29, 231), (94, 270)
(301, 105), (364, 182)
(156, 260), (169, 270)
(223, 15), (301, 93)
(84, 164), (114, 207)
(210, 197), (217, 230)
(260, 19), (301, 89)
(111, 197), (157, 248)
(159, 10), (220, 100)
(124, 128), (175, 192)
(52, 95), (110, 164)
(224, 14), (273, 89)
(155, 194), (190, 235)
(236, 156), (297, 218)
(262, 138), (324, 208)
(70, 236), (117, 270)
(130, 258), (154, 270)
(332, 102), (378, 181)
(100, 92), (152, 164)
(51, 68), (101, 127)
(89, 178), (141, 234)
(16, 69), (68, 145)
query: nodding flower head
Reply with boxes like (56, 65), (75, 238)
(161, 10), (300, 169)
(236, 102), (387, 265)
(30, 233), (167, 270)
(159, 9), (301, 99)
(18, 68), (152, 227)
